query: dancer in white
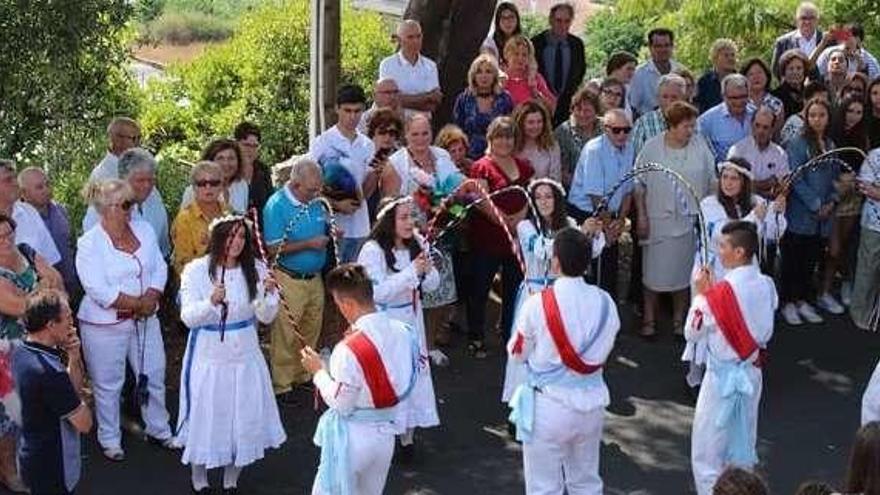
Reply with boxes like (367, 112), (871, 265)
(507, 227), (620, 495)
(76, 179), (172, 461)
(176, 215), (285, 494)
(685, 221), (776, 495)
(302, 264), (418, 495)
(502, 178), (604, 403)
(356, 196), (439, 456)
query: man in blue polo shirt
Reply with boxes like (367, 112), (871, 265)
(263, 156), (331, 402)
(13, 289), (91, 495)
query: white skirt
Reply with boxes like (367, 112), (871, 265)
(176, 325), (286, 468)
(383, 305), (440, 431)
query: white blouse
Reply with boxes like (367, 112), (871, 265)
(387, 146), (461, 197)
(76, 220), (167, 325)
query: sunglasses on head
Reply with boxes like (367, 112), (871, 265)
(195, 179), (223, 188)
(606, 125), (632, 135)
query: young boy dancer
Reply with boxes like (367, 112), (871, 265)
(686, 221), (777, 494)
(301, 264), (418, 495)
(507, 227), (620, 494)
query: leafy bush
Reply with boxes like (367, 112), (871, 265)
(582, 9), (645, 78)
(145, 10), (235, 44)
(520, 12), (547, 40)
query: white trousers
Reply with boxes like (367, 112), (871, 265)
(862, 360), (880, 426)
(81, 318), (171, 450)
(691, 368), (762, 495)
(523, 394), (604, 495)
(311, 421), (394, 495)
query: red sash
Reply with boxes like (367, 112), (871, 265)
(704, 281), (760, 363)
(541, 288), (602, 375)
(345, 331), (398, 408)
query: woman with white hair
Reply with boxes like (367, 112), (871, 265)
(83, 147), (171, 258)
(76, 179), (173, 461)
(171, 161), (230, 275)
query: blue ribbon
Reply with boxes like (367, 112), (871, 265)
(313, 328), (421, 494)
(175, 317), (256, 435)
(377, 301), (414, 311)
(709, 354), (758, 467)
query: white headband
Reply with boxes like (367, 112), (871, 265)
(207, 214), (251, 234)
(717, 161), (755, 180)
(529, 177), (566, 197)
(376, 196), (413, 223)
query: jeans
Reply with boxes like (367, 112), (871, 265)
(466, 251), (523, 343)
(780, 232), (824, 303)
(338, 237), (366, 263)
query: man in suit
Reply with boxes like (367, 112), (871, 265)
(532, 3), (586, 127)
(770, 2), (824, 79)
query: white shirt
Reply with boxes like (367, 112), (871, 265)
(727, 135), (790, 183)
(313, 311), (416, 415)
(387, 146), (460, 196)
(12, 201), (61, 265)
(508, 276), (620, 413)
(82, 197), (171, 259)
(90, 151), (168, 232)
(76, 219), (167, 325)
(378, 51), (440, 118)
(309, 125), (375, 239)
(793, 29), (819, 57)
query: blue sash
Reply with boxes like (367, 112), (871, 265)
(312, 329), (420, 495)
(707, 352), (758, 467)
(377, 301), (414, 311)
(175, 317), (256, 435)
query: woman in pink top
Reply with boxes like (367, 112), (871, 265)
(502, 35), (557, 114)
(513, 99), (561, 182)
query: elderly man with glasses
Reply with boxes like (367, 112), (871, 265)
(770, 2), (825, 79)
(697, 74), (755, 163)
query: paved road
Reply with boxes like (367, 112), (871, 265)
(15, 303), (876, 495)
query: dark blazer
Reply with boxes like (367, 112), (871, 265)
(770, 29), (824, 80)
(532, 30), (586, 126)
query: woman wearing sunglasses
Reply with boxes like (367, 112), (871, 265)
(171, 161), (231, 275)
(77, 179), (174, 462)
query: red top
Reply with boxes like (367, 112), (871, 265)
(703, 281), (759, 362)
(504, 72), (557, 108)
(468, 155), (534, 257)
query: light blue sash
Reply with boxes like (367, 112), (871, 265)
(708, 353), (758, 467)
(175, 317), (256, 435)
(377, 300), (414, 311)
(312, 329), (421, 495)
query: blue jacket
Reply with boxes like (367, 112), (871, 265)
(784, 135), (838, 237)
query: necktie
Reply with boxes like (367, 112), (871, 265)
(553, 42), (564, 95)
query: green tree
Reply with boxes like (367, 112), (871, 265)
(582, 9), (645, 78)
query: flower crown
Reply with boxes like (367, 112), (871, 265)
(717, 161), (754, 180)
(376, 196), (413, 222)
(528, 177), (566, 197)
(207, 214), (252, 234)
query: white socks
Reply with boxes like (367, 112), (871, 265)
(191, 464), (243, 490)
(399, 428), (415, 446)
(191, 465), (209, 491)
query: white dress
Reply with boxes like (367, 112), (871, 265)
(357, 237), (441, 430)
(176, 256), (286, 468)
(501, 218), (606, 402)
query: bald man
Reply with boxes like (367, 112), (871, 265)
(358, 78), (402, 134)
(18, 167), (77, 293)
(378, 20), (442, 118)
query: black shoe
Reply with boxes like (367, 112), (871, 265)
(396, 443), (415, 464)
(222, 489), (238, 495)
(191, 483), (210, 494)
(506, 420), (517, 439)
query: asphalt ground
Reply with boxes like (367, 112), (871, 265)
(7, 301), (877, 495)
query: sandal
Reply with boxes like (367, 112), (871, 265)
(467, 341), (487, 359)
(639, 321), (657, 339)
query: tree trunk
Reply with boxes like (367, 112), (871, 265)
(404, 0), (496, 129)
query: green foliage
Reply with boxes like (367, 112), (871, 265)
(520, 12), (546, 40)
(144, 10), (235, 44)
(139, 0), (392, 175)
(823, 1), (880, 57)
(582, 9), (645, 78)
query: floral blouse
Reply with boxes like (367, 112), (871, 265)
(453, 89), (515, 159)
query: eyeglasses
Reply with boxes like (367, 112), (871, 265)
(602, 89), (624, 98)
(605, 126), (632, 135)
(195, 179), (223, 188)
(108, 200), (134, 211)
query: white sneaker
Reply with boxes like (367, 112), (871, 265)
(817, 293), (845, 315)
(428, 349), (449, 367)
(781, 303), (803, 326)
(798, 302), (825, 323)
(841, 283), (853, 306)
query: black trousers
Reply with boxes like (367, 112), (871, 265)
(466, 251), (523, 343)
(780, 232), (824, 303)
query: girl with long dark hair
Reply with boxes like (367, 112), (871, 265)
(176, 216), (285, 493)
(481, 1), (521, 66)
(356, 196), (439, 456)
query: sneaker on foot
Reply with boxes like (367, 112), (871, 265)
(428, 349), (449, 367)
(817, 293), (845, 315)
(841, 283), (853, 306)
(781, 303), (803, 326)
(798, 302), (825, 323)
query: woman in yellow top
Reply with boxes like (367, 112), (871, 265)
(171, 161), (229, 274)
